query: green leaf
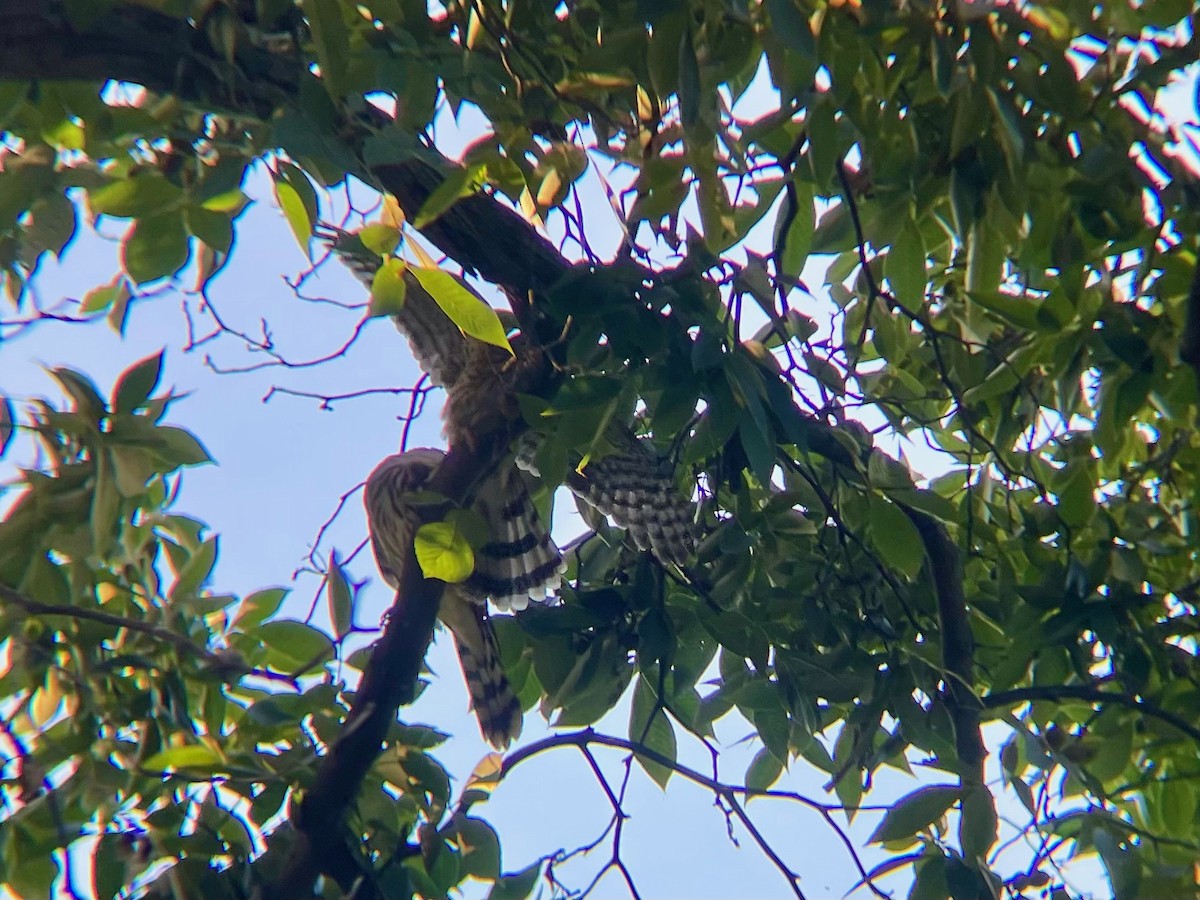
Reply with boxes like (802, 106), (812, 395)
(774, 180), (814, 280)
(959, 784), (997, 860)
(48, 366), (106, 419)
(122, 212), (189, 284)
(258, 620), (336, 672)
(326, 553), (353, 639)
(279, 160), (320, 231)
(6, 828), (58, 900)
(767, 0), (815, 56)
(274, 175), (312, 255)
(90, 451), (121, 554)
(745, 747), (784, 792)
(907, 852), (950, 900)
(107, 281), (132, 335)
(359, 222), (402, 255)
(368, 257), (408, 317)
(630, 677), (677, 788)
(886, 218), (926, 307)
(677, 26), (701, 129)
(142, 744), (225, 773)
(411, 266), (514, 355)
(171, 536), (218, 600)
(235, 588), (289, 629)
(185, 205), (234, 254)
(415, 163), (487, 229)
(113, 350), (164, 414)
(80, 275), (129, 315)
(456, 816), (501, 880)
(867, 784), (960, 845)
(26, 192), (77, 258)
(866, 495), (924, 580)
(89, 175), (183, 218)
(487, 860), (541, 900)
(1161, 779), (1196, 835)
(92, 834), (129, 900)
(414, 517), (475, 583)
(305, 0), (351, 99)
(155, 426), (214, 467)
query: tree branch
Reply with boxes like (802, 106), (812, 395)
(0, 582), (294, 686)
(502, 729), (895, 900)
(982, 684), (1200, 745)
(266, 431), (520, 898)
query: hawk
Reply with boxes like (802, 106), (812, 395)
(324, 222), (698, 741)
(364, 448), (563, 747)
(321, 222), (699, 564)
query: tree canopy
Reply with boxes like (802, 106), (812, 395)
(1, 1), (1199, 899)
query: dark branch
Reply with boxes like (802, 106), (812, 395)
(266, 431), (520, 898)
(983, 684), (1200, 745)
(0, 582), (297, 686)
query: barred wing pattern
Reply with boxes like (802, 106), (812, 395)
(516, 430), (698, 567)
(324, 222), (699, 566)
(364, 449), (561, 747)
(318, 224), (468, 389)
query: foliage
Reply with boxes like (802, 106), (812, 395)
(2, 1), (1199, 900)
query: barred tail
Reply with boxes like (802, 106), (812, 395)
(439, 588), (523, 748)
(463, 467), (565, 611)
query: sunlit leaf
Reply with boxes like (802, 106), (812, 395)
(143, 744), (225, 773)
(368, 257), (408, 317)
(274, 176), (312, 256)
(90, 175), (182, 219)
(414, 163), (487, 229)
(414, 516), (474, 583)
(411, 266), (514, 355)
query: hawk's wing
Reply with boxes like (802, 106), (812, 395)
(364, 449), (563, 747)
(319, 224), (470, 389)
(516, 429), (698, 566)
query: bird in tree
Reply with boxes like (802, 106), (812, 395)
(320, 222), (701, 566)
(364, 447), (563, 747)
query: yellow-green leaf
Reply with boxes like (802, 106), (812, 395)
(90, 175), (182, 219)
(142, 744), (225, 773)
(80, 275), (127, 314)
(360, 222), (402, 255)
(411, 266), (514, 355)
(368, 258), (408, 317)
(415, 518), (474, 583)
(273, 176), (312, 255)
(414, 163), (487, 229)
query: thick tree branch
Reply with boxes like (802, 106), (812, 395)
(266, 432), (517, 898)
(900, 505), (995, 861)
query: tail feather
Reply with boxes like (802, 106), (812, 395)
(439, 589), (523, 748)
(464, 468), (565, 611)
